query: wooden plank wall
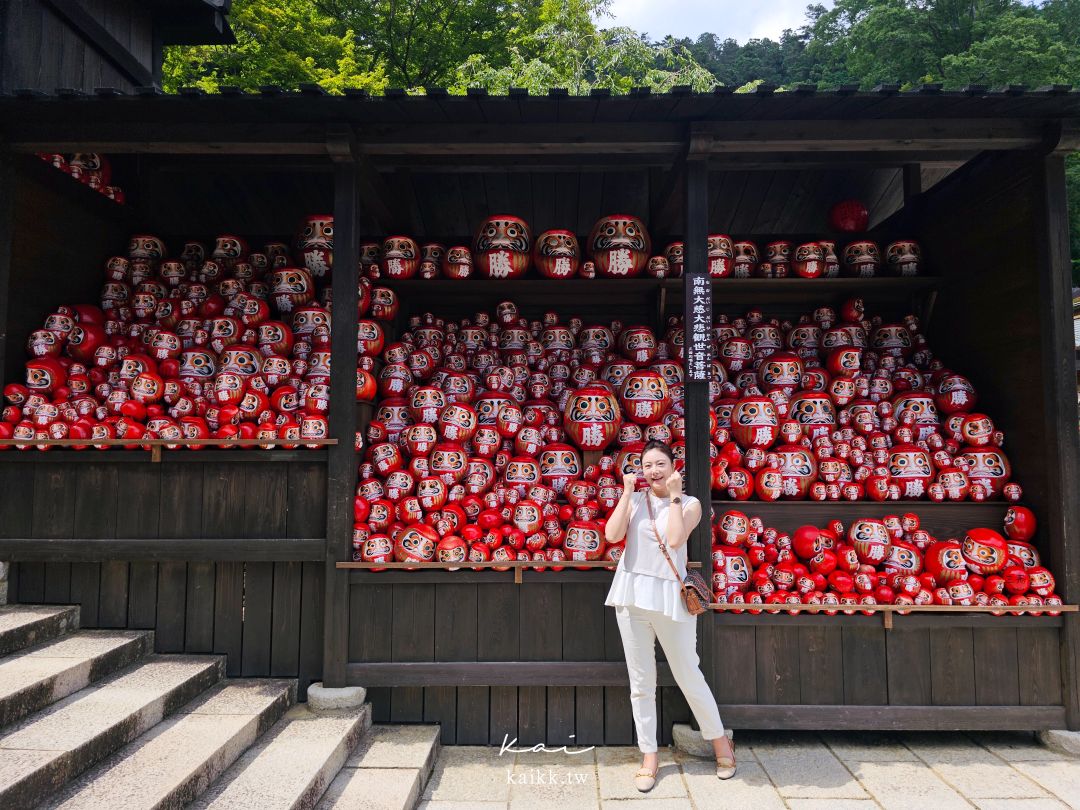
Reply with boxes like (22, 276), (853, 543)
(1, 0), (154, 93)
(2, 460), (327, 697)
(708, 619), (1062, 713)
(349, 580), (690, 746)
(6, 155), (130, 381)
(917, 154), (1052, 580)
(11, 557), (325, 698)
(137, 161), (334, 247)
(367, 169), (661, 247)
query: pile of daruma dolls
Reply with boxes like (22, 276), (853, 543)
(710, 506), (1061, 613)
(352, 284), (1030, 587)
(1, 218), (345, 449)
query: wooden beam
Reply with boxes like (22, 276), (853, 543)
(356, 123), (684, 156)
(346, 661), (676, 687)
(371, 156), (674, 172)
(690, 119), (1049, 155)
(4, 124), (331, 155)
(0, 537), (326, 562)
(1033, 154), (1080, 731)
(705, 152), (972, 171)
(322, 130), (361, 688)
(41, 0), (155, 87)
(716, 704), (1066, 731)
(1042, 119), (1080, 155)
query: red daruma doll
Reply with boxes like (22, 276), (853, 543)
(564, 384), (621, 451)
(588, 214), (650, 278)
(533, 230), (580, 279)
(475, 216), (531, 279)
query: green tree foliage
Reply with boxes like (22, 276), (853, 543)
(446, 0), (716, 93)
(162, 0), (388, 93)
(312, 0), (544, 88)
(163, 0), (716, 94)
(1067, 153), (1080, 285)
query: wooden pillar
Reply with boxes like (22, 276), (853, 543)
(682, 158), (715, 698)
(323, 132), (360, 688)
(1033, 153), (1080, 730)
(902, 163), (922, 201)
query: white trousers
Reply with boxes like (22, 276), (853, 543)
(614, 603), (726, 754)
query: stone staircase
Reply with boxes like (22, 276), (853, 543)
(0, 604), (440, 809)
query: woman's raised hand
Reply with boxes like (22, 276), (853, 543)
(623, 472), (637, 493)
(666, 470), (683, 495)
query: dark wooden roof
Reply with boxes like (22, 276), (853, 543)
(3, 85), (1077, 165)
(3, 84), (1080, 125)
(147, 0), (234, 45)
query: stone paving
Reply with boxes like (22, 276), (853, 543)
(417, 731), (1080, 810)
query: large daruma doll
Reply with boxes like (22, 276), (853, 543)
(564, 384), (621, 451)
(475, 216), (531, 279)
(619, 370), (671, 424)
(588, 215), (651, 278)
(295, 214), (333, 278)
(533, 230), (580, 279)
(731, 396), (779, 449)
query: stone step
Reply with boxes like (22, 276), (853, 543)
(40, 679), (296, 810)
(0, 630), (154, 729)
(0, 653), (224, 810)
(0, 605), (80, 657)
(316, 724), (441, 810)
(191, 703), (372, 810)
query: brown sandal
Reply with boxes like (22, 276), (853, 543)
(633, 765), (659, 792)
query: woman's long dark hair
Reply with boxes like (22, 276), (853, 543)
(642, 439), (675, 462)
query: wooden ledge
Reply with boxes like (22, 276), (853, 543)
(340, 558), (700, 585)
(0, 537), (326, 562)
(0, 439), (336, 463)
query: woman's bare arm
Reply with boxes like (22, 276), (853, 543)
(604, 474), (637, 545)
(666, 499), (701, 550)
(664, 471), (701, 550)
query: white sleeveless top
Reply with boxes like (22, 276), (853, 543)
(604, 490), (699, 623)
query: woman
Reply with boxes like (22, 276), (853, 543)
(604, 440), (735, 791)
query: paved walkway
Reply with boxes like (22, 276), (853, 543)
(417, 731), (1080, 809)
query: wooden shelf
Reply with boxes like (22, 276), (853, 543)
(347, 569), (617, 584)
(710, 610), (1065, 627)
(0, 537), (326, 562)
(379, 278), (668, 325)
(706, 500), (1010, 535)
(19, 154), (131, 224)
(0, 449), (329, 463)
(377, 275), (940, 328)
(669, 276), (940, 312)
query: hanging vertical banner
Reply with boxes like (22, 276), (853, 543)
(685, 272), (712, 381)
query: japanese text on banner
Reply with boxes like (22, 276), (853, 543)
(685, 274), (712, 381)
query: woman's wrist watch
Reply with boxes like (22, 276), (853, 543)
(671, 495), (682, 504)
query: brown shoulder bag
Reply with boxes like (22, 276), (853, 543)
(643, 493), (710, 617)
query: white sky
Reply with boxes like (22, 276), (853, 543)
(604, 0), (823, 42)
(605, 0), (1043, 42)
